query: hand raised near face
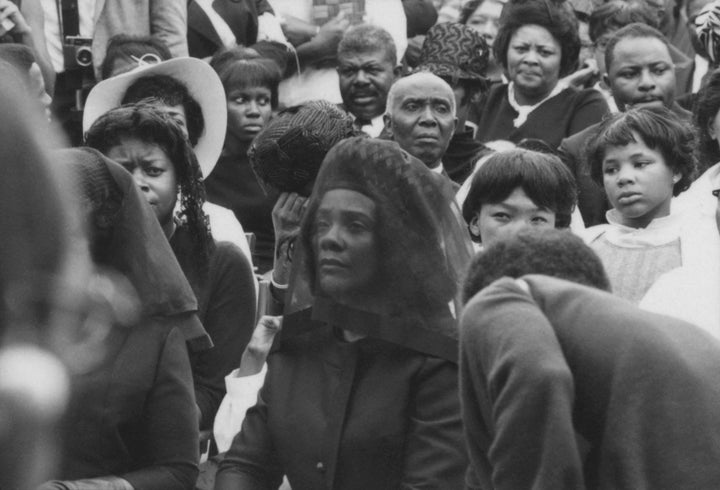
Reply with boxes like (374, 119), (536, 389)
(237, 315), (283, 376)
(0, 0), (29, 36)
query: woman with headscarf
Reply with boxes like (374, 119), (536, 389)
(474, 0), (609, 147)
(39, 148), (207, 490)
(215, 137), (473, 489)
(85, 103), (257, 431)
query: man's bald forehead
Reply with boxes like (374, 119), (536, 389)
(386, 72), (455, 115)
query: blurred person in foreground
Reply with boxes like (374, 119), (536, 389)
(0, 68), (82, 490)
(460, 227), (720, 489)
(40, 147), (208, 490)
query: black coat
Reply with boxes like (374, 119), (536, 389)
(216, 322), (467, 489)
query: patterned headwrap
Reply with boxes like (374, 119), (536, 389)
(696, 0), (720, 63)
(249, 100), (358, 196)
(415, 22), (489, 84)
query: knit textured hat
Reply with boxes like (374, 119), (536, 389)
(415, 22), (489, 83)
(249, 100), (358, 196)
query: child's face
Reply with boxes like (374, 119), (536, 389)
(470, 187), (556, 246)
(601, 133), (679, 228)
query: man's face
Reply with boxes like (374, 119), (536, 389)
(338, 49), (398, 121)
(606, 36), (676, 112)
(384, 75), (457, 169)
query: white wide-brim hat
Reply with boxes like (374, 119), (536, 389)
(83, 57), (227, 177)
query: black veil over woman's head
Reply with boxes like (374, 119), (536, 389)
(284, 137), (474, 361)
(55, 147), (211, 352)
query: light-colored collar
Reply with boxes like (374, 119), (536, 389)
(429, 162), (445, 174)
(353, 114), (385, 138)
(507, 81), (567, 128)
(693, 55), (709, 93)
(602, 209), (686, 247)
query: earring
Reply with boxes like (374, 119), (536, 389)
(672, 175), (680, 184)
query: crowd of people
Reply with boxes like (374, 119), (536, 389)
(2, 0), (720, 489)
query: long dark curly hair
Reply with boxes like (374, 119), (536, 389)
(84, 102), (213, 276)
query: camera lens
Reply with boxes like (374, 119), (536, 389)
(76, 46), (92, 67)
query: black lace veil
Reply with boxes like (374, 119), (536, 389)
(282, 137), (474, 361)
(55, 148), (211, 352)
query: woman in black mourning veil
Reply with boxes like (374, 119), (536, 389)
(216, 137), (473, 489)
(34, 147), (208, 490)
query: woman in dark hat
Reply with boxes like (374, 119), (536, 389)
(460, 0), (506, 83)
(416, 22), (494, 184)
(215, 137), (473, 489)
(474, 0), (609, 148)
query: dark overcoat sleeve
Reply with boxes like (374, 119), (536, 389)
(459, 279), (586, 490)
(123, 327), (200, 490)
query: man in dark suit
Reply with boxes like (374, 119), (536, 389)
(336, 24), (401, 137)
(460, 228), (720, 490)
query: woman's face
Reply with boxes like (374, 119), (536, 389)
(312, 189), (379, 304)
(226, 85), (273, 143)
(466, 0), (504, 48)
(105, 138), (178, 233)
(506, 24), (562, 105)
(470, 187), (556, 246)
(601, 133), (678, 228)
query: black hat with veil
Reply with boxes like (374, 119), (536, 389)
(281, 137), (474, 362)
(55, 147), (212, 352)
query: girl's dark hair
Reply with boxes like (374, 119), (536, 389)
(494, 0), (580, 77)
(694, 67), (720, 173)
(585, 107), (696, 196)
(84, 102), (213, 273)
(462, 148), (577, 242)
(100, 34), (171, 80)
(122, 75), (205, 147)
(210, 46), (282, 108)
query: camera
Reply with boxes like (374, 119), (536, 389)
(63, 35), (93, 69)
